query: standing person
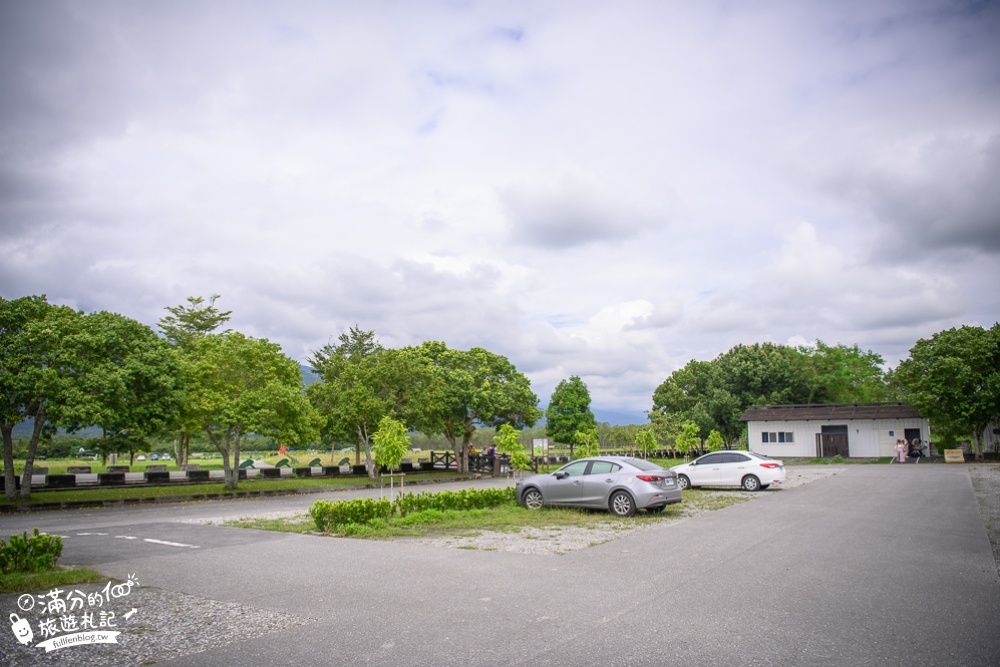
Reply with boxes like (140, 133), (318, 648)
(895, 439), (907, 463)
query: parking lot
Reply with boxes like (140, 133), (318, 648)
(3, 464), (999, 666)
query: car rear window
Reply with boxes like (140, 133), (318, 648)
(624, 458), (660, 471)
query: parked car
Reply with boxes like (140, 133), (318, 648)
(672, 451), (785, 491)
(161, 453), (172, 460)
(136, 455), (146, 461)
(150, 453), (159, 461)
(515, 456), (682, 517)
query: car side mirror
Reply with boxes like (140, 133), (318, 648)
(554, 471), (568, 480)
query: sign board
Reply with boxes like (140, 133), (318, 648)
(944, 449), (965, 463)
(532, 438), (548, 457)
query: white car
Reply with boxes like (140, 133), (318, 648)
(673, 451), (785, 492)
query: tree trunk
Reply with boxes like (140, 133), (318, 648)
(174, 433), (190, 468)
(208, 427), (236, 491)
(357, 425), (376, 479)
(19, 403), (46, 499)
(2, 422), (18, 500)
(232, 427), (241, 489)
(972, 428), (985, 462)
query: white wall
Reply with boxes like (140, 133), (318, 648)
(748, 418), (932, 458)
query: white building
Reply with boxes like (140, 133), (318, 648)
(742, 403), (931, 459)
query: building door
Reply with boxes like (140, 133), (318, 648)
(817, 425), (849, 458)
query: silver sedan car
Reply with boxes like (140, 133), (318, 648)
(515, 456), (682, 517)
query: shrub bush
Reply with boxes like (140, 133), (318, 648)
(394, 487), (515, 517)
(309, 498), (393, 532)
(308, 487), (516, 532)
(1, 529), (63, 574)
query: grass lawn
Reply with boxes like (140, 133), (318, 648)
(0, 566), (107, 594)
(0, 470), (463, 506)
(225, 488), (750, 539)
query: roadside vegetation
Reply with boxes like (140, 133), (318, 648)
(0, 528), (104, 593)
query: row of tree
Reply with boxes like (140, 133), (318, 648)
(649, 329), (1000, 460)
(1, 295), (542, 498)
(5, 292), (997, 501)
(305, 327), (540, 478)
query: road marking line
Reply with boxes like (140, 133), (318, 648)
(115, 535), (140, 540)
(76, 532), (109, 536)
(142, 538), (199, 549)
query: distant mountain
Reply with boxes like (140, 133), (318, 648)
(532, 406), (647, 428)
(593, 408), (648, 427)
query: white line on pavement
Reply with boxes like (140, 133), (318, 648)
(142, 538), (200, 548)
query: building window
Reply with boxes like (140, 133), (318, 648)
(762, 432), (794, 443)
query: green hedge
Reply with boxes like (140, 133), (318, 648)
(309, 487), (516, 532)
(1, 529), (63, 574)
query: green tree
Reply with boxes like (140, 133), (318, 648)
(895, 324), (1000, 461)
(67, 311), (182, 465)
(492, 423), (529, 473)
(653, 343), (818, 447)
(185, 332), (319, 489)
(705, 429), (725, 452)
(409, 342), (540, 473)
(634, 427), (657, 458)
(158, 295), (232, 350)
(794, 341), (887, 403)
(307, 329), (429, 477)
(158, 295), (232, 466)
(573, 428), (600, 459)
(371, 415), (410, 473)
(545, 376), (596, 445)
(1, 296), (86, 499)
(674, 422), (701, 458)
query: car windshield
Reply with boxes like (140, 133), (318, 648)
(623, 458), (660, 471)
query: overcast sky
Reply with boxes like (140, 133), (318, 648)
(2, 1), (998, 417)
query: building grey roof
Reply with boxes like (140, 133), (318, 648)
(741, 402), (923, 422)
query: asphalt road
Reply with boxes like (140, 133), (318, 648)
(3, 466), (998, 666)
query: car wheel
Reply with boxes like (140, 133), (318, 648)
(741, 475), (761, 492)
(609, 490), (636, 517)
(522, 487), (544, 510)
(677, 474), (691, 490)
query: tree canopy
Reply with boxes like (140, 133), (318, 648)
(407, 342), (540, 473)
(185, 331), (319, 489)
(158, 294), (232, 350)
(545, 375), (596, 445)
(894, 324), (1000, 461)
(652, 341), (888, 447)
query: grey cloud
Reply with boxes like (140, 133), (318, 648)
(827, 135), (1000, 256)
(500, 180), (662, 249)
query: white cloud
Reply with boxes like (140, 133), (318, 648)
(2, 0), (999, 415)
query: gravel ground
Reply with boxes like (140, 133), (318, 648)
(0, 582), (312, 667)
(403, 465), (846, 555)
(969, 463), (1000, 577)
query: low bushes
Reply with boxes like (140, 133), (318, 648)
(1, 529), (63, 574)
(309, 487), (516, 533)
